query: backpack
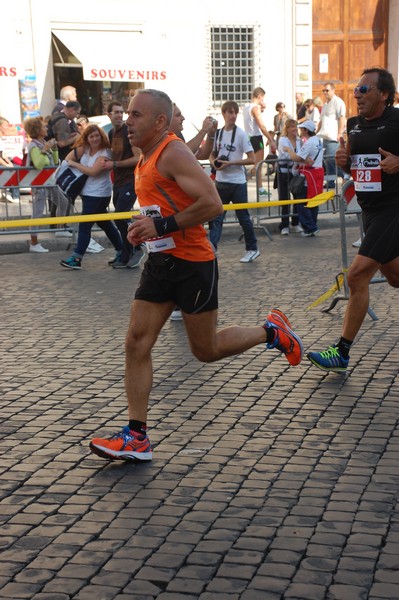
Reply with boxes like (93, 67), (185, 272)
(45, 114), (67, 140)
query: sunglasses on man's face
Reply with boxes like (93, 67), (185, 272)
(353, 85), (377, 94)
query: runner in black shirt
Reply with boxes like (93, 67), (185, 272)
(307, 67), (399, 372)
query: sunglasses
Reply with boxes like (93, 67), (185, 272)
(322, 89), (331, 93)
(353, 85), (377, 94)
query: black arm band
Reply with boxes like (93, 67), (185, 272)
(153, 215), (179, 237)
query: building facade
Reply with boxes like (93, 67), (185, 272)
(0, 0), (397, 138)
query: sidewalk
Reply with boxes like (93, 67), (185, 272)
(0, 211), (398, 600)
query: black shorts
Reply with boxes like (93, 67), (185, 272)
(250, 135), (264, 153)
(359, 209), (399, 264)
(134, 252), (219, 313)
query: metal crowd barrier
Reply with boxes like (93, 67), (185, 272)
(1, 160), (340, 238)
(0, 166), (60, 234)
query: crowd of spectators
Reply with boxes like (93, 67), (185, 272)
(0, 82), (355, 257)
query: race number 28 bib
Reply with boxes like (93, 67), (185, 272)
(350, 154), (381, 192)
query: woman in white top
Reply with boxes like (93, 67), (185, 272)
(277, 118), (302, 235)
(60, 124), (123, 269)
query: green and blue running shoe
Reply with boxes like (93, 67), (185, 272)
(307, 345), (349, 372)
(60, 256), (82, 270)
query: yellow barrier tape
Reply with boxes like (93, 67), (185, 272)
(0, 191), (334, 229)
(307, 270), (348, 309)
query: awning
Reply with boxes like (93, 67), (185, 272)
(52, 29), (168, 83)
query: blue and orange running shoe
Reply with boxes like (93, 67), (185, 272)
(264, 309), (303, 366)
(90, 426), (153, 461)
(307, 345), (349, 373)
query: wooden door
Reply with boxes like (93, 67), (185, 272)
(312, 0), (389, 118)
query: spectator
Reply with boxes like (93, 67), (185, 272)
(277, 118), (302, 235)
(273, 102), (292, 145)
(0, 116), (20, 203)
(103, 101), (143, 269)
(60, 124), (123, 270)
(303, 98), (320, 127)
(313, 96), (324, 112)
(52, 85), (78, 114)
(76, 115), (89, 133)
(209, 100), (260, 262)
(243, 87), (276, 196)
(170, 104), (217, 160)
(316, 82), (346, 189)
(296, 92), (307, 122)
(48, 100), (81, 235)
(283, 120), (324, 237)
(24, 116), (59, 252)
(50, 100), (81, 161)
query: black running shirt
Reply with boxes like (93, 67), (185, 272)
(348, 106), (399, 210)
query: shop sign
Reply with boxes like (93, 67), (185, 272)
(86, 68), (167, 82)
(0, 66), (18, 77)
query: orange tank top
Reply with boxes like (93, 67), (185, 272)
(135, 132), (215, 262)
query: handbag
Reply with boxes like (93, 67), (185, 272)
(55, 151), (88, 201)
(288, 173), (306, 195)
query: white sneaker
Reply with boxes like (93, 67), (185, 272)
(292, 225), (303, 233)
(240, 249), (260, 263)
(29, 243), (49, 253)
(86, 238), (105, 253)
(281, 228), (289, 236)
(352, 238), (362, 248)
(170, 308), (183, 321)
(55, 230), (73, 238)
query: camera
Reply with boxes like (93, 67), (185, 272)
(214, 155), (229, 169)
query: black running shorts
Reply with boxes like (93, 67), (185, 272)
(134, 252), (219, 313)
(359, 208), (399, 264)
(249, 135), (264, 153)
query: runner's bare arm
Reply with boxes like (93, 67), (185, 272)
(158, 140), (224, 227)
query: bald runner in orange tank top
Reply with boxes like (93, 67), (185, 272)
(135, 132), (215, 262)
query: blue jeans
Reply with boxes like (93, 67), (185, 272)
(74, 195), (123, 257)
(209, 182), (257, 251)
(295, 186), (319, 233)
(113, 183), (137, 262)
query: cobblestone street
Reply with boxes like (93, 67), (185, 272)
(1, 216), (398, 600)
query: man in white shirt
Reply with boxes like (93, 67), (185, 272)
(243, 87), (276, 196)
(316, 82), (346, 189)
(210, 100), (260, 263)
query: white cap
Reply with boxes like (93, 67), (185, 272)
(299, 120), (316, 133)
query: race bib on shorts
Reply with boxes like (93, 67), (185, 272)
(139, 204), (176, 253)
(350, 154), (381, 192)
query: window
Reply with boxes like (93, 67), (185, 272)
(210, 25), (260, 108)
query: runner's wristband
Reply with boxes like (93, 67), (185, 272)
(153, 215), (179, 237)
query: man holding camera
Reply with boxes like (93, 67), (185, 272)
(209, 100), (260, 263)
